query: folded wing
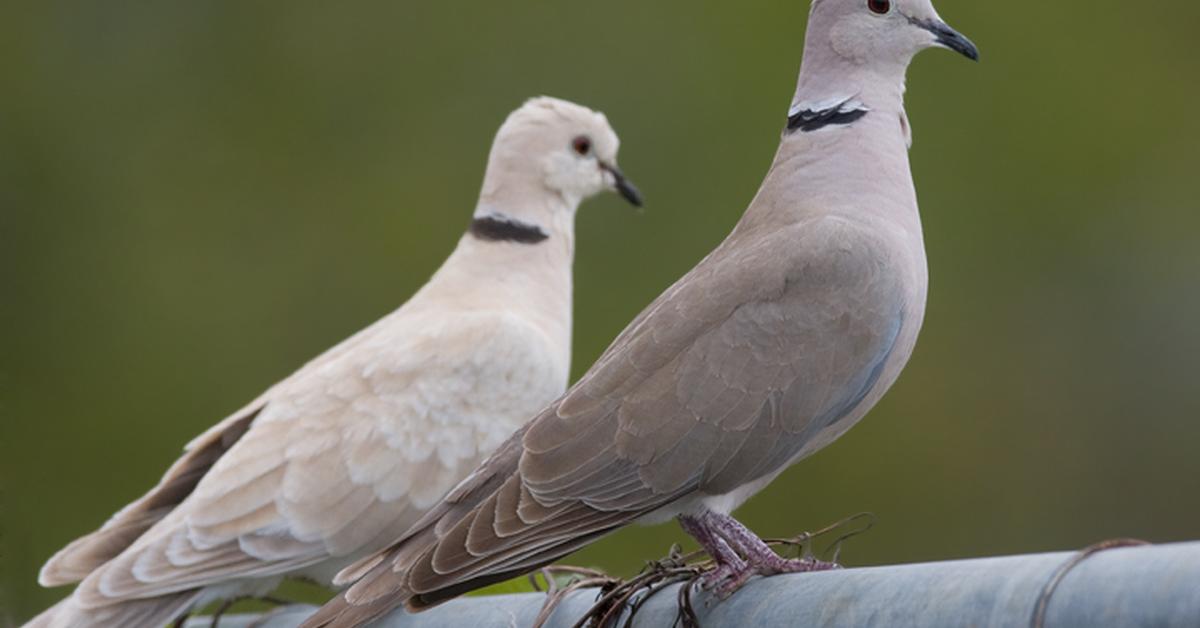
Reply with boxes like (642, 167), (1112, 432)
(309, 216), (907, 626)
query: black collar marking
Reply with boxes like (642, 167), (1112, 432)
(787, 106), (869, 133)
(468, 215), (549, 244)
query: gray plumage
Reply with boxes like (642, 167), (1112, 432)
(305, 1), (978, 625)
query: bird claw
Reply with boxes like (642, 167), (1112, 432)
(683, 512), (846, 599)
(761, 555), (842, 575)
(699, 556), (840, 598)
(698, 563), (754, 599)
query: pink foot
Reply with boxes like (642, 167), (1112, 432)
(678, 511), (842, 597)
(699, 562), (755, 598)
(759, 555), (842, 575)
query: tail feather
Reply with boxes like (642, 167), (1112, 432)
(38, 508), (174, 586)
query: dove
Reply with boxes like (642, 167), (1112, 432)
(301, 1), (978, 626)
(23, 95), (642, 628)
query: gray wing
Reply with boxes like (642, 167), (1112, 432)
(528, 218), (906, 504)
(307, 216), (907, 625)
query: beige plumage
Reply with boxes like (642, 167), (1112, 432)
(24, 96), (641, 628)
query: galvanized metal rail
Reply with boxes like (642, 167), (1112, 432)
(192, 541), (1200, 628)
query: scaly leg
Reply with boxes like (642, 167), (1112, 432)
(678, 514), (753, 595)
(680, 511), (840, 597)
(704, 511), (841, 575)
(679, 514), (745, 567)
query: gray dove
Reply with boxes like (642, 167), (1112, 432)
(23, 96), (642, 628)
(304, 1), (978, 625)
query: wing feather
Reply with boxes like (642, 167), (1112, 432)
(314, 217), (913, 621)
(64, 309), (564, 608)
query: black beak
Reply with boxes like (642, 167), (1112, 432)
(919, 19), (980, 61)
(602, 163), (643, 207)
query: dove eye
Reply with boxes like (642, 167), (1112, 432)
(867, 0), (891, 14)
(571, 136), (592, 156)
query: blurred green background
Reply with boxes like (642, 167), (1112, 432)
(3, 0), (1200, 623)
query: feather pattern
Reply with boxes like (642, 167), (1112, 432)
(304, 216), (922, 627)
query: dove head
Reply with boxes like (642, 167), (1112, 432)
(807, 0), (978, 66)
(787, 0), (977, 133)
(476, 97), (641, 229)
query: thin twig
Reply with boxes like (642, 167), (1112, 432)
(533, 513), (873, 628)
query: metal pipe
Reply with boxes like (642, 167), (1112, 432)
(195, 541), (1200, 627)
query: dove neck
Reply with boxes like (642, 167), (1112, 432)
(791, 52), (910, 121)
(409, 199), (577, 372)
(469, 191), (577, 255)
(742, 57), (921, 236)
(790, 14), (915, 116)
(468, 190), (577, 293)
(473, 172), (579, 240)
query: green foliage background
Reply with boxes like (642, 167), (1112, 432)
(3, 1), (1199, 622)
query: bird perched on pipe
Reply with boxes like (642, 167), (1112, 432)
(23, 96), (642, 628)
(304, 1), (978, 625)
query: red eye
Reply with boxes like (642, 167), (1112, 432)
(572, 136), (592, 156)
(868, 0), (891, 14)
